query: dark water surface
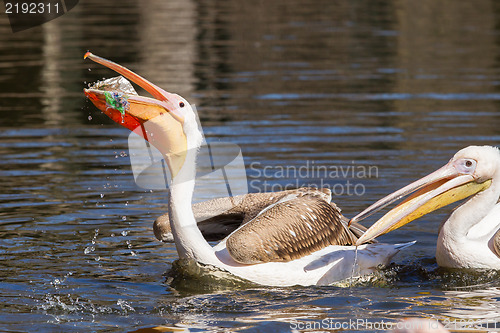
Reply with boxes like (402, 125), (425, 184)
(1, 0), (500, 331)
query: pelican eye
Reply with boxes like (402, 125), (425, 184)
(179, 102), (185, 108)
(456, 158), (477, 174)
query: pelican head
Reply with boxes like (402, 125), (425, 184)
(83, 52), (201, 177)
(351, 146), (500, 245)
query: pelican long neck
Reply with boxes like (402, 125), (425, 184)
(167, 128), (218, 264)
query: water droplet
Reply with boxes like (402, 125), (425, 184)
(100, 193), (104, 198)
(121, 216), (127, 221)
(91, 229), (99, 244)
(88, 115), (92, 121)
(121, 230), (129, 236)
(88, 68), (91, 72)
(117, 299), (135, 313)
(84, 246), (95, 254)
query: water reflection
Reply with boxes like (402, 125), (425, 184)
(441, 288), (500, 329)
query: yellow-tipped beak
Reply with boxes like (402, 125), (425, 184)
(351, 163), (492, 245)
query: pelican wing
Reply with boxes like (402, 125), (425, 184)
(154, 188), (331, 242)
(492, 199), (500, 259)
(493, 228), (500, 259)
(226, 195), (357, 264)
(154, 196), (247, 242)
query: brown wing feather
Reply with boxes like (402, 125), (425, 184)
(226, 196), (356, 264)
(154, 187), (331, 242)
(493, 227), (500, 259)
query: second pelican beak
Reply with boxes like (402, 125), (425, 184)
(350, 161), (492, 245)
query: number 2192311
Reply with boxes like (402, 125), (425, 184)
(5, 2), (60, 14)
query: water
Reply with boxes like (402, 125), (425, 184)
(1, 0), (500, 331)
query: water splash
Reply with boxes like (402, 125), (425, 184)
(117, 299), (135, 313)
(83, 246), (95, 255)
(349, 245), (359, 288)
(48, 272), (74, 290)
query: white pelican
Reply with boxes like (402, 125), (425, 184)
(83, 52), (412, 286)
(350, 146), (500, 270)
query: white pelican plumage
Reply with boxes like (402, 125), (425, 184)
(350, 146), (500, 269)
(83, 52), (412, 286)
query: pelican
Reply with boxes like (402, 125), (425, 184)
(83, 52), (412, 286)
(350, 146), (500, 269)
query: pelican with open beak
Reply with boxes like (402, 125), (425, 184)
(83, 52), (414, 286)
(350, 146), (500, 269)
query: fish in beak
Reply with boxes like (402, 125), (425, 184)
(83, 52), (189, 177)
(350, 152), (493, 245)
